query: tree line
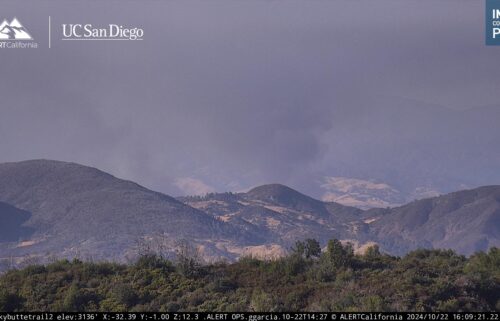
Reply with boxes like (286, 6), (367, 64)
(0, 239), (498, 312)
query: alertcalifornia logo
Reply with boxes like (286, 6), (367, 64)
(0, 17), (38, 48)
(0, 17), (145, 48)
(0, 17), (32, 40)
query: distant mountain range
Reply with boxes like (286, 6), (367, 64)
(319, 176), (441, 209)
(0, 160), (498, 269)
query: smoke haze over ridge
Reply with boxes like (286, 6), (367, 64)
(1, 0), (499, 201)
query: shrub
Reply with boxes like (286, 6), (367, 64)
(135, 254), (174, 272)
(61, 284), (98, 311)
(0, 290), (24, 312)
(113, 284), (139, 308)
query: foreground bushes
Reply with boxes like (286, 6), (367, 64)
(0, 240), (498, 312)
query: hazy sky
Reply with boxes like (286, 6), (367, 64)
(1, 0), (499, 198)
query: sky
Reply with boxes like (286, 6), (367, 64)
(1, 0), (499, 199)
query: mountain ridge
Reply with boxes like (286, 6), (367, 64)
(0, 159), (498, 269)
(0, 159), (259, 265)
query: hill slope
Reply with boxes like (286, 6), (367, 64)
(180, 184), (367, 248)
(182, 184), (500, 256)
(0, 160), (260, 264)
(367, 186), (500, 255)
(0, 160), (498, 267)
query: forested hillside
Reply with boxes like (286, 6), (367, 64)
(1, 240), (498, 312)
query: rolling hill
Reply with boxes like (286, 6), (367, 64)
(367, 186), (500, 255)
(0, 160), (498, 269)
(180, 184), (366, 248)
(0, 160), (261, 266)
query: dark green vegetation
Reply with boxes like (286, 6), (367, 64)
(1, 239), (498, 312)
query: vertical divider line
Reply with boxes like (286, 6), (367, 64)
(49, 16), (51, 48)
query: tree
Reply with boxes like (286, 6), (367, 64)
(175, 240), (203, 278)
(291, 241), (306, 257)
(365, 244), (381, 258)
(464, 247), (500, 305)
(325, 239), (353, 268)
(61, 284), (85, 311)
(291, 239), (321, 259)
(304, 239), (321, 259)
